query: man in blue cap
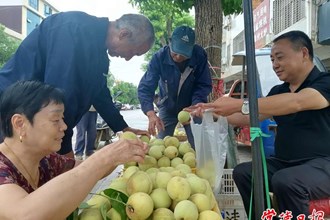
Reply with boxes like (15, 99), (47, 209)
(138, 26), (212, 143)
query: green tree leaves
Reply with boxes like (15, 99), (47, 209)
(129, 0), (194, 71)
(112, 81), (139, 105)
(222, 0), (243, 16)
(0, 25), (21, 68)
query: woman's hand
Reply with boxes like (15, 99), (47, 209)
(103, 139), (148, 166)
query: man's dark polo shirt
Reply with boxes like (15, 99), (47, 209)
(268, 67), (330, 160)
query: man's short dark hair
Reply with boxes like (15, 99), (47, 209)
(273, 30), (314, 61)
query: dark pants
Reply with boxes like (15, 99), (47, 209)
(74, 111), (97, 156)
(158, 110), (200, 147)
(233, 157), (330, 218)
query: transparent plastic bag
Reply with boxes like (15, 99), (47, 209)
(191, 111), (228, 195)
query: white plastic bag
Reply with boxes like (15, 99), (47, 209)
(191, 111), (228, 195)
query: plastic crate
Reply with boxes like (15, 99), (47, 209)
(217, 169), (247, 220)
(220, 169), (240, 195)
(218, 194), (244, 208)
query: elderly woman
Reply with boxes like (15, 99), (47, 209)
(0, 81), (148, 220)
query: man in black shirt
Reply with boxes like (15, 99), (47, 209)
(190, 30), (330, 218)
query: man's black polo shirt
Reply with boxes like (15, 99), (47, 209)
(268, 66), (330, 160)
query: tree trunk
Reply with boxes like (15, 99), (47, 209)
(195, 0), (223, 101)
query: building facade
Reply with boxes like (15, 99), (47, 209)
(0, 0), (58, 40)
(222, 0), (330, 90)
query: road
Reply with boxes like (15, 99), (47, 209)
(71, 109), (149, 147)
(120, 109), (149, 130)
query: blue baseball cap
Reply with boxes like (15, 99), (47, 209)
(171, 26), (195, 58)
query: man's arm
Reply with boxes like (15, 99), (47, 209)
(138, 55), (161, 114)
(191, 87), (329, 122)
(93, 85), (151, 136)
(223, 113), (270, 126)
(93, 84), (128, 132)
(258, 88), (330, 115)
(138, 54), (165, 135)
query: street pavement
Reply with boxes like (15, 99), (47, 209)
(71, 109), (149, 148)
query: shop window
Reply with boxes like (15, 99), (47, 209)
(29, 0), (39, 10)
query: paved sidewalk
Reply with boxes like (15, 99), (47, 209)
(83, 165), (123, 202)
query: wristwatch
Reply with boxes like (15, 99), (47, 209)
(241, 98), (249, 115)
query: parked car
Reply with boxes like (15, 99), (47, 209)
(112, 91), (123, 111)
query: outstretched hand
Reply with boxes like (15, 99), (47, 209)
(184, 105), (205, 118)
(185, 97), (242, 117)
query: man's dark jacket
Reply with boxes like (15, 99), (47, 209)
(0, 12), (128, 154)
(138, 45), (212, 116)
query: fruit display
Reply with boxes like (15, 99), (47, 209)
(127, 135), (196, 170)
(173, 128), (186, 137)
(177, 110), (190, 124)
(78, 132), (222, 220)
(119, 131), (138, 140)
(173, 128), (188, 142)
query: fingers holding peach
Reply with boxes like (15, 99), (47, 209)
(103, 139), (148, 165)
